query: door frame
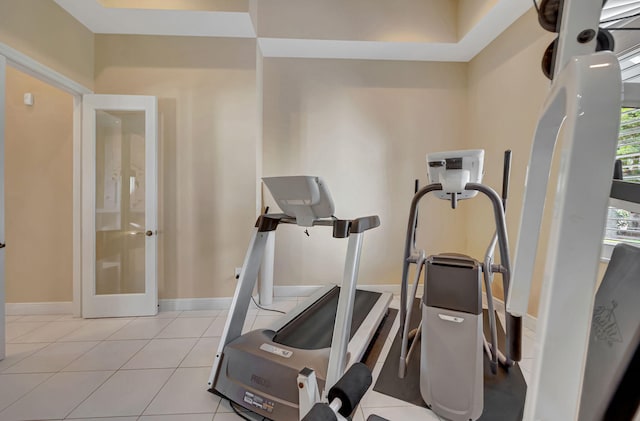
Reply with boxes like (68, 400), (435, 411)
(82, 94), (158, 318)
(0, 42), (92, 317)
(1, 53), (5, 360)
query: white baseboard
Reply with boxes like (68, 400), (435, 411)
(356, 284), (403, 295)
(157, 284), (400, 312)
(362, 286), (539, 332)
(273, 284), (402, 297)
(272, 285), (323, 298)
(2, 291), (538, 334)
(6, 301), (73, 315)
(130, 284), (538, 335)
(158, 297), (233, 312)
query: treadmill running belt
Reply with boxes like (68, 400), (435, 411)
(272, 287), (381, 350)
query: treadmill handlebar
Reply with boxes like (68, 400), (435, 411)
(255, 214), (380, 237)
(256, 214), (282, 232)
(351, 216), (380, 233)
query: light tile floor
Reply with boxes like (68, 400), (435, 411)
(1, 296), (536, 421)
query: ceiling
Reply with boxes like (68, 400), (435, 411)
(54, 0), (640, 62)
(54, 0), (255, 38)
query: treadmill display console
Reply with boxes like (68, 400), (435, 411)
(260, 343), (293, 359)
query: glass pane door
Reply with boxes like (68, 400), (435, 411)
(82, 95), (157, 318)
(95, 110), (146, 295)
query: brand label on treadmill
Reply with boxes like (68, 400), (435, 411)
(259, 343), (293, 358)
(438, 314), (464, 323)
(243, 391), (275, 413)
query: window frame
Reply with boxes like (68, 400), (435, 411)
(601, 105), (640, 261)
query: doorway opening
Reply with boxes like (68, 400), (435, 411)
(3, 66), (75, 318)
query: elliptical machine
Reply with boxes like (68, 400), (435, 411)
(398, 150), (522, 421)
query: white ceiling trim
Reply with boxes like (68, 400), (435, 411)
(459, 0), (533, 61)
(257, 38), (468, 62)
(259, 0), (532, 62)
(54, 0), (533, 62)
(54, 0), (256, 38)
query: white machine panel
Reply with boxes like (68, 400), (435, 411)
(427, 150), (484, 201)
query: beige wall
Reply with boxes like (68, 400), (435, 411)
(94, 35), (258, 299)
(458, 0), (499, 39)
(466, 9), (555, 315)
(262, 58), (468, 287)
(256, 0), (457, 42)
(1, 3), (610, 314)
(5, 66), (74, 303)
(249, 0), (258, 32)
(0, 0), (94, 89)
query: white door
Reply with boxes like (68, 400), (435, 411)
(82, 95), (158, 318)
(0, 55), (6, 358)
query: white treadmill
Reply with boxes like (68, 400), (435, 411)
(208, 176), (392, 421)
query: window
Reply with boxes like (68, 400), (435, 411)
(603, 108), (640, 260)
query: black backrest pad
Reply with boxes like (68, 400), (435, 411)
(579, 243), (640, 421)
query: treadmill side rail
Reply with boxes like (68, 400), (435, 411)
(347, 291), (392, 365)
(269, 285), (337, 333)
(208, 228), (270, 389)
(325, 232), (364, 394)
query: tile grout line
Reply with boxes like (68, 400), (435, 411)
(61, 368), (120, 420)
(133, 322), (203, 418)
(54, 318), (100, 342)
(59, 321), (182, 421)
(56, 340), (105, 373)
(60, 316), (180, 419)
(0, 371), (56, 415)
(115, 314), (188, 370)
(106, 317), (174, 342)
(5, 320), (53, 342)
(136, 367), (179, 418)
(202, 315), (222, 339)
(92, 317), (136, 342)
(0, 343), (51, 373)
(153, 316), (178, 338)
(55, 321), (145, 419)
(21, 319), (88, 344)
